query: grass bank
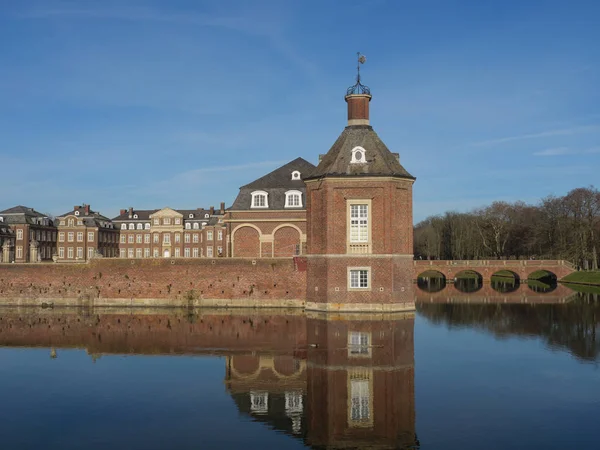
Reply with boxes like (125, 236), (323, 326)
(560, 271), (600, 290)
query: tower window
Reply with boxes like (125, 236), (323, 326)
(350, 146), (367, 164)
(348, 267), (370, 290)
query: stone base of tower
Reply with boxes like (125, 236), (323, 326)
(305, 255), (415, 312)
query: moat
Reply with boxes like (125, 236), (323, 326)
(1, 291), (599, 449)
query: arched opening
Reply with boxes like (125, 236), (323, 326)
(233, 226), (261, 258)
(453, 270), (483, 293)
(273, 226), (301, 257)
(491, 270), (521, 293)
(163, 249), (170, 258)
(527, 270), (558, 293)
(417, 270), (446, 293)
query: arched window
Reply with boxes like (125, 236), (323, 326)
(193, 223), (199, 230)
(285, 190), (303, 208)
(128, 223), (135, 230)
(144, 223), (150, 230)
(68, 218), (74, 227)
(351, 146), (367, 164)
(291, 170), (301, 180)
(136, 223), (143, 230)
(189, 213), (194, 218)
(121, 223), (126, 230)
(185, 223), (191, 229)
(204, 213), (209, 218)
(251, 191), (269, 208)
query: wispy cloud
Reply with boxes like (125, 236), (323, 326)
(471, 125), (600, 147)
(533, 147), (600, 156)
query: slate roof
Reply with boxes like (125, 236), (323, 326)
(111, 210), (158, 221)
(111, 208), (216, 222)
(59, 207), (114, 228)
(0, 205), (52, 225)
(304, 125), (414, 181)
(230, 158), (316, 211)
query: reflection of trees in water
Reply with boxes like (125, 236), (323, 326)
(417, 293), (600, 361)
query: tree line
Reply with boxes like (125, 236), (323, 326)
(414, 186), (600, 270)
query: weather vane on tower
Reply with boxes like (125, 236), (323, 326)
(347, 52), (370, 96)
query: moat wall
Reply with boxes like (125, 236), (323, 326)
(0, 258), (307, 307)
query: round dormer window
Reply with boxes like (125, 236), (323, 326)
(189, 213), (194, 218)
(350, 146), (367, 164)
(74, 211), (80, 216)
(291, 170), (301, 180)
(133, 214), (138, 219)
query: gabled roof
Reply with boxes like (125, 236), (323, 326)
(304, 125), (414, 181)
(241, 158), (316, 189)
(0, 205), (47, 217)
(112, 210), (158, 221)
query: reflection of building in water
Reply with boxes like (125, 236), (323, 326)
(305, 313), (417, 449)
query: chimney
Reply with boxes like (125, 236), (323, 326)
(345, 93), (371, 126)
(220, 202), (225, 214)
(128, 207), (133, 218)
(84, 204), (90, 215)
(120, 209), (126, 216)
(209, 206), (215, 216)
(74, 206), (80, 211)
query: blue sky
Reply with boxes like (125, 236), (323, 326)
(1, 0), (599, 222)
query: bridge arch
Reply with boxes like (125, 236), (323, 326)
(490, 270), (521, 293)
(453, 270), (483, 293)
(526, 270), (558, 293)
(416, 270), (446, 293)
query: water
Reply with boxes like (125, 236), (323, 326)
(0, 293), (599, 449)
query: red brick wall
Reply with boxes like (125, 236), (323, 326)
(233, 226), (260, 257)
(274, 226), (301, 257)
(0, 258), (306, 302)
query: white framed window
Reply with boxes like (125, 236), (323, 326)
(128, 248), (134, 258)
(163, 218), (171, 225)
(88, 232), (94, 242)
(153, 234), (159, 244)
(68, 232), (74, 242)
(136, 223), (142, 230)
(59, 232), (65, 242)
(136, 234), (142, 244)
(67, 247), (74, 258)
(119, 249), (126, 258)
(175, 218), (181, 225)
(184, 233), (190, 243)
(348, 331), (371, 357)
(207, 231), (213, 241)
(217, 230), (223, 241)
(193, 223), (199, 230)
(163, 233), (170, 244)
(175, 233), (180, 243)
(16, 229), (23, 240)
(207, 246), (213, 257)
(144, 223), (150, 230)
(144, 248), (150, 258)
(185, 223), (191, 229)
(192, 248), (199, 258)
(350, 146), (367, 164)
(153, 248), (159, 258)
(285, 391), (303, 414)
(291, 170), (301, 180)
(144, 234), (150, 244)
(133, 214), (138, 219)
(128, 235), (134, 243)
(120, 235), (126, 244)
(16, 246), (23, 258)
(348, 267), (370, 290)
(88, 247), (94, 259)
(251, 191), (269, 208)
(136, 248), (142, 258)
(59, 247), (65, 258)
(349, 204), (368, 242)
(350, 378), (371, 423)
(174, 248), (180, 257)
(128, 223), (134, 230)
(153, 218), (159, 225)
(184, 248), (190, 258)
(217, 246), (222, 256)
(193, 234), (199, 243)
(76, 232), (83, 242)
(285, 190), (303, 208)
(250, 392), (268, 415)
(188, 213), (194, 219)
(204, 213), (209, 218)
(121, 223), (126, 230)
(77, 247), (83, 259)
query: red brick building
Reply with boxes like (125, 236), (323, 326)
(112, 204), (227, 259)
(225, 158), (316, 258)
(0, 206), (57, 263)
(304, 77), (416, 312)
(56, 204), (119, 262)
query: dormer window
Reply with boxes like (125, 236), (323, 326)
(121, 224), (126, 230)
(189, 213), (194, 219)
(185, 223), (191, 230)
(291, 170), (301, 180)
(128, 223), (135, 230)
(74, 211), (80, 216)
(351, 146), (367, 164)
(136, 223), (143, 230)
(251, 191), (269, 208)
(204, 213), (209, 218)
(144, 223), (150, 230)
(193, 223), (199, 230)
(285, 190), (303, 208)
(133, 214), (138, 219)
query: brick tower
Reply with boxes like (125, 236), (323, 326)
(304, 61), (416, 312)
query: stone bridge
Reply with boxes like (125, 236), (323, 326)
(414, 259), (576, 283)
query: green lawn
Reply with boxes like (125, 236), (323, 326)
(561, 270), (600, 286)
